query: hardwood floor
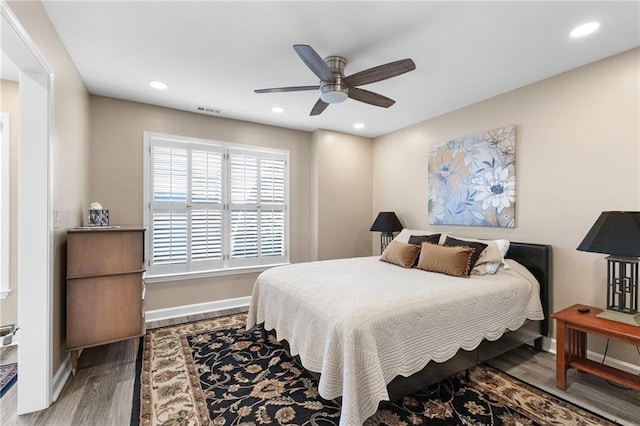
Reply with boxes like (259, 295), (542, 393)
(486, 345), (640, 426)
(1, 311), (638, 425)
(0, 307), (244, 426)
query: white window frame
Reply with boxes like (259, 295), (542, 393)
(1, 113), (10, 299)
(143, 132), (290, 282)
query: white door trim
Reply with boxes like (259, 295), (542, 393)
(0, 113), (10, 299)
(1, 2), (54, 414)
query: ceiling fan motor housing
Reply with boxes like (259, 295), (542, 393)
(320, 55), (348, 103)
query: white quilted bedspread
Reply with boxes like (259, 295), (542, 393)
(246, 256), (544, 426)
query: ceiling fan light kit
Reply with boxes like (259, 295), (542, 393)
(320, 85), (348, 104)
(255, 44), (415, 116)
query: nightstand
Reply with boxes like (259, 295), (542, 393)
(551, 304), (640, 391)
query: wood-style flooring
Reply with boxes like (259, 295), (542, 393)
(486, 345), (639, 426)
(1, 309), (638, 425)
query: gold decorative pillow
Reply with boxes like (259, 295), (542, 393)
(380, 241), (421, 268)
(416, 243), (475, 278)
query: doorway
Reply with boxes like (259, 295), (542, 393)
(1, 4), (54, 414)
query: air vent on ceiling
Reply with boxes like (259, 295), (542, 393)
(196, 105), (224, 115)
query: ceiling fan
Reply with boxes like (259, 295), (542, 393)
(255, 44), (416, 116)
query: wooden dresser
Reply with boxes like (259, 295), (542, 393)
(66, 226), (146, 374)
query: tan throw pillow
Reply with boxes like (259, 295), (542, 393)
(380, 241), (421, 268)
(416, 243), (475, 278)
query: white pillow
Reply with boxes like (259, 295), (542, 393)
(494, 239), (510, 257)
(393, 229), (446, 245)
(492, 239), (510, 272)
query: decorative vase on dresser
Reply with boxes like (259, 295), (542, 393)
(66, 226), (146, 375)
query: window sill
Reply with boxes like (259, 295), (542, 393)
(143, 263), (290, 284)
(0, 289), (11, 300)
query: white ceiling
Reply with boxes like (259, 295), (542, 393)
(41, 1), (640, 138)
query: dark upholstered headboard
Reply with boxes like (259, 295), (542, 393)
(506, 242), (552, 337)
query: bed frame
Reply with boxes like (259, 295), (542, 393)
(386, 242), (551, 402)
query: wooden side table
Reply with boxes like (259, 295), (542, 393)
(552, 304), (640, 391)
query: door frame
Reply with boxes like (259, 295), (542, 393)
(1, 2), (54, 414)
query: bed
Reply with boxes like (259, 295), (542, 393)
(247, 240), (550, 426)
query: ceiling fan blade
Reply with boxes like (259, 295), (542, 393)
(344, 58), (416, 87)
(348, 87), (395, 108)
(310, 99), (329, 116)
(293, 44), (336, 83)
(254, 86), (319, 94)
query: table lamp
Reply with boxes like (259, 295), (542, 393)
(370, 212), (403, 254)
(577, 211), (640, 326)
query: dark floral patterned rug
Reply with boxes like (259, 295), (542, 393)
(0, 362), (17, 398)
(133, 313), (615, 426)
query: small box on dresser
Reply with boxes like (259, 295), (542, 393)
(66, 226), (146, 375)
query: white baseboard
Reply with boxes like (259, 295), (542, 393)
(535, 336), (640, 375)
(51, 349), (77, 402)
(144, 296), (251, 323)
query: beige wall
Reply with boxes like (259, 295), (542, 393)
(7, 1), (91, 373)
(311, 129), (373, 260)
(0, 80), (19, 327)
(89, 96), (313, 310)
(373, 48), (640, 364)
(8, 0), (638, 374)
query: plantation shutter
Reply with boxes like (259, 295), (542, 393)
(259, 157), (286, 258)
(150, 143), (189, 273)
(228, 148), (287, 268)
(146, 133), (289, 277)
(149, 139), (224, 275)
(189, 147), (224, 271)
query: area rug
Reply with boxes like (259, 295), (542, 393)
(133, 313), (616, 426)
(0, 362), (17, 398)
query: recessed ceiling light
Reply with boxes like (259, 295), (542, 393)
(148, 80), (168, 90)
(271, 107), (285, 113)
(353, 123), (365, 130)
(570, 22), (600, 38)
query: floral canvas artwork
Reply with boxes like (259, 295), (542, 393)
(428, 125), (516, 227)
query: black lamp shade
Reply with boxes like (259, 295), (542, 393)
(370, 212), (403, 235)
(577, 211), (640, 257)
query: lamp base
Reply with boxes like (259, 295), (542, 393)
(596, 309), (640, 327)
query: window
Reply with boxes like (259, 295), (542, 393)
(0, 114), (9, 298)
(144, 132), (289, 280)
